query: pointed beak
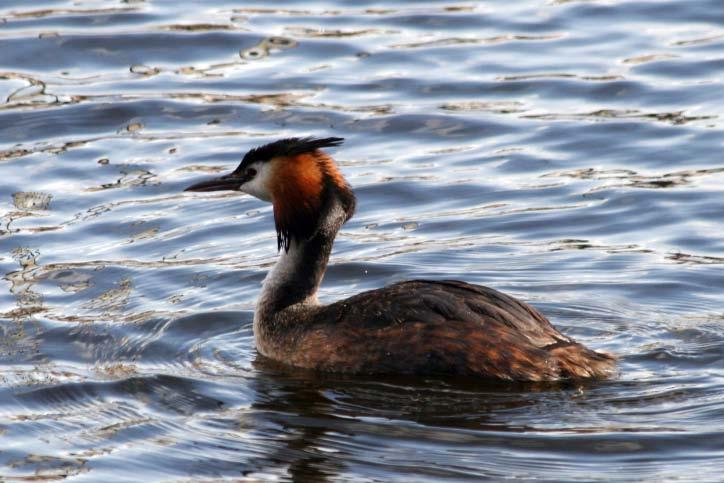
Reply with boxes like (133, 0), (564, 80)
(184, 174), (242, 192)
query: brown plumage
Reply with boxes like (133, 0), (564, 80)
(185, 137), (616, 382)
(258, 280), (615, 381)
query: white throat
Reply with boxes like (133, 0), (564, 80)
(261, 241), (317, 304)
(253, 202), (347, 329)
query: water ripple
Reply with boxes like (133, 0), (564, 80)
(0, 0), (723, 481)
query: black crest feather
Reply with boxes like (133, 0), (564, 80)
(236, 137), (344, 171)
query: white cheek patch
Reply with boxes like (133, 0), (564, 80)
(240, 162), (272, 201)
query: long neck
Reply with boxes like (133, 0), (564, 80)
(254, 201), (346, 327)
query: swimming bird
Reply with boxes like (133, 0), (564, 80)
(185, 137), (615, 381)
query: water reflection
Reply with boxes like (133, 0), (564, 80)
(240, 36), (298, 60)
(247, 365), (347, 481)
(4, 247), (43, 322)
(525, 109), (717, 125)
(245, 360), (614, 480)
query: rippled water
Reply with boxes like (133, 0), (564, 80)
(1, 0), (723, 480)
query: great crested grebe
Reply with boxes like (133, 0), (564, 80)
(185, 137), (615, 381)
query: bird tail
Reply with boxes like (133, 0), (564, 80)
(551, 344), (617, 379)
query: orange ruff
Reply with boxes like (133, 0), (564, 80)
(313, 150), (348, 191)
(271, 153), (323, 213)
(270, 153), (327, 247)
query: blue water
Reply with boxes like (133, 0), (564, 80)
(1, 1), (723, 480)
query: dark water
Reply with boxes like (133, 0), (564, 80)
(1, 0), (723, 480)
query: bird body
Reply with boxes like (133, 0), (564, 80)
(186, 137), (615, 381)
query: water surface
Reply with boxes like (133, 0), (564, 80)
(1, 0), (724, 481)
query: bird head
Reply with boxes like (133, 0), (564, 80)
(185, 137), (355, 251)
